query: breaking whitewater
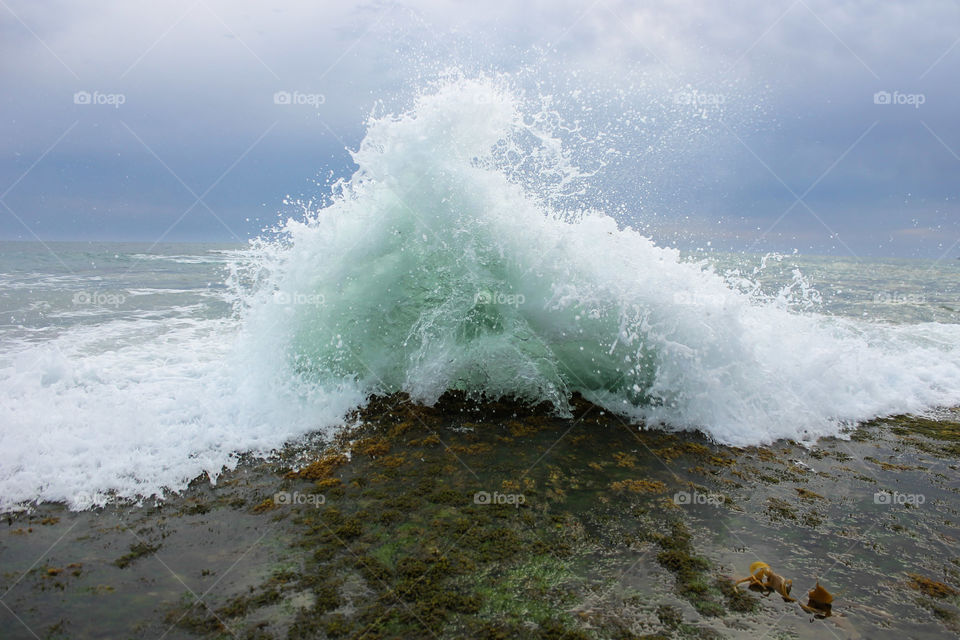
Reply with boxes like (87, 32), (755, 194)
(2, 77), (960, 511)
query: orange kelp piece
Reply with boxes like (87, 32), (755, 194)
(734, 561), (795, 602)
(801, 581), (834, 617)
(808, 582), (833, 605)
(749, 561), (769, 575)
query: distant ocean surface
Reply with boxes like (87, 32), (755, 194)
(2, 79), (959, 511)
(3, 242), (958, 337)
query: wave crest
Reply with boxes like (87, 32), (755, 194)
(236, 76), (960, 445)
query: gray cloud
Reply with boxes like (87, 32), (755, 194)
(0, 0), (957, 257)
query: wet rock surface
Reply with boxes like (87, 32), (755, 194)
(2, 395), (958, 639)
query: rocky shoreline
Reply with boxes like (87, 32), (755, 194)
(2, 395), (958, 639)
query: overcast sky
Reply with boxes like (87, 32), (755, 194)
(1, 0), (958, 258)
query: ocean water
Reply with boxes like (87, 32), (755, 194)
(2, 78), (959, 511)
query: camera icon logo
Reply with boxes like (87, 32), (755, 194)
(74, 91), (91, 105)
(873, 91), (891, 105)
(473, 491), (491, 505)
(673, 491), (692, 505)
(274, 91), (292, 105)
(873, 492), (891, 504)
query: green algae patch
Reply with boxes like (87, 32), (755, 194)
(873, 415), (960, 457)
(472, 555), (581, 625)
(252, 497), (278, 513)
(715, 576), (758, 613)
(610, 479), (669, 494)
(286, 453), (349, 480)
(114, 542), (160, 569)
(796, 488), (824, 501)
(653, 521), (726, 617)
(907, 573), (959, 599)
(765, 497), (798, 522)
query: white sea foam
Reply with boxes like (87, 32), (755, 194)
(0, 317), (362, 511)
